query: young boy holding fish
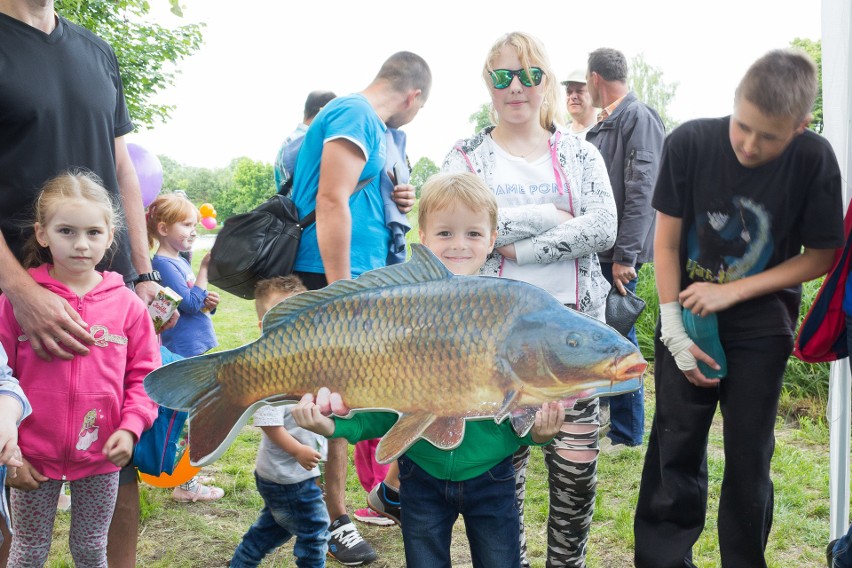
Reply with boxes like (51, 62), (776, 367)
(229, 276), (329, 568)
(293, 172), (567, 568)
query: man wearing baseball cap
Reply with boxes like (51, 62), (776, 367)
(562, 69), (598, 138)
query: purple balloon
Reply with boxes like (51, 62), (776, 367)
(127, 143), (163, 207)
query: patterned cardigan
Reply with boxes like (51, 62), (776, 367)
(442, 126), (617, 319)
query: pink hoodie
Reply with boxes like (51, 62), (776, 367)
(0, 265), (159, 481)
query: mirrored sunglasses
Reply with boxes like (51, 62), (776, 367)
(489, 67), (544, 89)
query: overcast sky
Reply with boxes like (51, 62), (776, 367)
(130, 0), (822, 169)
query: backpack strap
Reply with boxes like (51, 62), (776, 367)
(297, 176), (375, 227)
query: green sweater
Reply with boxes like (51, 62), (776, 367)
(331, 411), (546, 482)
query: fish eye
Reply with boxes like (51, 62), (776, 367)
(593, 332), (604, 341)
(566, 333), (582, 348)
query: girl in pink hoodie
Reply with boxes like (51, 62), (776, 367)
(0, 172), (159, 567)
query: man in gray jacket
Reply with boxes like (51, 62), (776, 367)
(585, 47), (665, 450)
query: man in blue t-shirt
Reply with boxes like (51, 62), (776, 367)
(290, 50), (431, 566)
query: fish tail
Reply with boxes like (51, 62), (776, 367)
(144, 352), (250, 466)
(144, 353), (225, 411)
(187, 393), (250, 466)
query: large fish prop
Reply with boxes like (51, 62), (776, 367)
(145, 244), (647, 466)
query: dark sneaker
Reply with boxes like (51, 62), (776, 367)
(367, 482), (402, 526)
(327, 514), (377, 566)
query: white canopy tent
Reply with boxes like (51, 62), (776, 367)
(823, 0), (852, 540)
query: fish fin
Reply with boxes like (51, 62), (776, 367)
(259, 244), (452, 332)
(509, 407), (539, 438)
(144, 351), (250, 467)
(355, 243), (453, 288)
(421, 416), (466, 451)
(375, 412), (437, 464)
(187, 399), (257, 467)
(494, 389), (520, 423)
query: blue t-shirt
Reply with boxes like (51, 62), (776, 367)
(291, 94), (389, 277)
(152, 255), (217, 357)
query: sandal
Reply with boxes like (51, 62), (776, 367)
(172, 482), (225, 503)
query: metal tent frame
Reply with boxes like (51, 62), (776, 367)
(823, 0), (852, 541)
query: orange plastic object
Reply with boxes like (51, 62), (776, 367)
(138, 451), (201, 488)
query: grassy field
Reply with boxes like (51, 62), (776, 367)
(39, 250), (836, 567)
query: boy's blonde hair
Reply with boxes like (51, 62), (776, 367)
(735, 49), (817, 122)
(482, 31), (565, 130)
(24, 170), (119, 268)
(418, 172), (498, 232)
(254, 275), (308, 319)
(146, 193), (200, 249)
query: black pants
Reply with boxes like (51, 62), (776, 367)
(634, 326), (793, 568)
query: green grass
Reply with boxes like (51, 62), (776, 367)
(38, 249), (836, 567)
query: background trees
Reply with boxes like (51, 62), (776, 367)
(409, 157), (440, 198)
(629, 54), (679, 132)
(161, 157), (274, 219)
(790, 37), (823, 133)
(56, 0), (203, 129)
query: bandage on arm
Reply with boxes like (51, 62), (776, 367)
(659, 302), (697, 371)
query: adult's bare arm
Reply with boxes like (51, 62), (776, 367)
(0, 237), (92, 360)
(315, 139), (366, 284)
(115, 136), (158, 305)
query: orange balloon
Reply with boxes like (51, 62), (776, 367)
(199, 203), (215, 218)
(138, 451), (201, 488)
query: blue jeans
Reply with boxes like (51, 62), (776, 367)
(834, 521), (852, 568)
(398, 455), (520, 568)
(831, 315), (852, 567)
(230, 472), (329, 568)
(600, 261), (645, 446)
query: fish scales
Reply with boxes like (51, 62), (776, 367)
(144, 244), (647, 466)
(232, 280), (535, 415)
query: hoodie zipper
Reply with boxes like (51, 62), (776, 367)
(62, 296), (85, 481)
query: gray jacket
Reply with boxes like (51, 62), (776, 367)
(586, 92), (665, 267)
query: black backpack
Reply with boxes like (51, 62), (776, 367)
(208, 195), (311, 299)
(208, 177), (373, 299)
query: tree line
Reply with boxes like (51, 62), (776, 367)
(56, 0), (820, 221)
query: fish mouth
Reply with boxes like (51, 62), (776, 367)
(517, 351), (648, 404)
(614, 352), (648, 381)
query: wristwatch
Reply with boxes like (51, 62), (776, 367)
(135, 271), (162, 284)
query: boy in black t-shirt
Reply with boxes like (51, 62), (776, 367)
(634, 49), (844, 568)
